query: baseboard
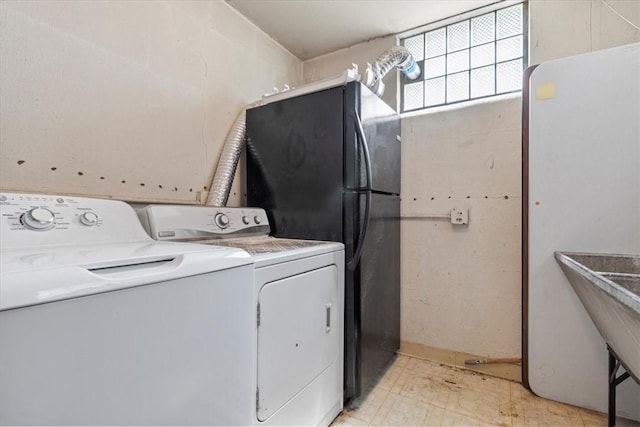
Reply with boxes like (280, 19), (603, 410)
(399, 341), (522, 383)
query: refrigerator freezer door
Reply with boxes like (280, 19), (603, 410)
(358, 193), (401, 392)
(343, 191), (401, 398)
(344, 83), (401, 195)
(246, 87), (344, 242)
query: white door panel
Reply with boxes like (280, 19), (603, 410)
(257, 266), (339, 422)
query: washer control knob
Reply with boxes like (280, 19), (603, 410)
(22, 207), (56, 231)
(254, 216), (261, 225)
(242, 215), (250, 225)
(215, 213), (230, 229)
(79, 212), (99, 226)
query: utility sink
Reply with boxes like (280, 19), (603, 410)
(555, 252), (640, 381)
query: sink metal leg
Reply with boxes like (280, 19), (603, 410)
(609, 351), (616, 427)
(607, 346), (631, 427)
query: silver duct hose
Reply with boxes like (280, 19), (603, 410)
(206, 101), (262, 206)
(365, 45), (421, 96)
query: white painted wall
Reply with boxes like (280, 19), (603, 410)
(0, 0), (301, 205)
(401, 96), (522, 358)
(301, 0), (640, 364)
(530, 0), (640, 64)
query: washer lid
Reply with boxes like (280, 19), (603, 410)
(0, 241), (251, 311)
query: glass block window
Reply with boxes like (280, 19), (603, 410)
(400, 2), (526, 112)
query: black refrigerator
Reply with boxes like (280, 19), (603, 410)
(245, 81), (400, 402)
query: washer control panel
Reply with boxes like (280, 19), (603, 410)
(0, 192), (151, 249)
(138, 205), (270, 241)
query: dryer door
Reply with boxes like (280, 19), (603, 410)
(257, 265), (339, 422)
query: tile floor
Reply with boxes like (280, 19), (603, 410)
(332, 354), (639, 427)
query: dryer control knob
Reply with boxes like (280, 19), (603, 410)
(215, 213), (230, 229)
(242, 215), (250, 225)
(253, 216), (261, 225)
(80, 212), (99, 226)
(22, 207), (56, 231)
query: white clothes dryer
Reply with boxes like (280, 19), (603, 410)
(0, 193), (255, 426)
(138, 205), (345, 426)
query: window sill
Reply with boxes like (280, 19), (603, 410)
(399, 91), (522, 119)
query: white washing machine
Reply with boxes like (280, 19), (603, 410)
(138, 205), (345, 426)
(0, 193), (256, 426)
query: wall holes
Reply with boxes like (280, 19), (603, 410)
(28, 164), (198, 198)
(403, 195), (512, 201)
(17, 160), (25, 165)
(402, 194), (513, 202)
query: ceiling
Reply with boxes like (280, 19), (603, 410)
(226, 0), (497, 60)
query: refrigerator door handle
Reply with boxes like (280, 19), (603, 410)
(354, 110), (373, 191)
(347, 111), (373, 270)
(347, 190), (371, 270)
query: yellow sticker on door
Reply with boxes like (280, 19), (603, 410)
(536, 83), (556, 100)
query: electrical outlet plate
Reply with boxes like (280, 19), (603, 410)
(450, 208), (468, 225)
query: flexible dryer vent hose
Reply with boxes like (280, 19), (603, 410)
(206, 46), (421, 207)
(206, 101), (262, 207)
(365, 45), (421, 96)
